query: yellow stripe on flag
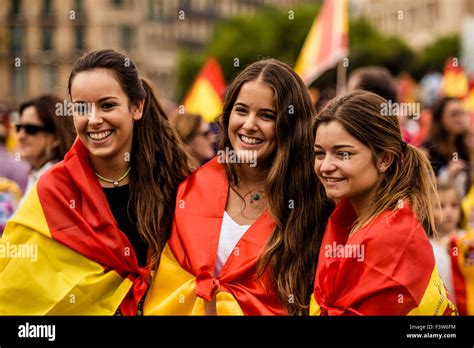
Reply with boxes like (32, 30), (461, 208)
(294, 0), (349, 85)
(407, 266), (457, 315)
(183, 78), (223, 123)
(0, 185), (133, 315)
(144, 244), (243, 315)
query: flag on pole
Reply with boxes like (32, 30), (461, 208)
(183, 58), (226, 122)
(294, 0), (349, 86)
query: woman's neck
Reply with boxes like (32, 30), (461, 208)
(90, 155), (131, 187)
(235, 163), (266, 190)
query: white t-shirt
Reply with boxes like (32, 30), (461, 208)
(430, 239), (454, 295)
(214, 211), (251, 276)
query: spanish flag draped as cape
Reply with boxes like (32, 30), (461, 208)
(0, 139), (149, 315)
(450, 231), (474, 315)
(310, 199), (457, 315)
(144, 157), (285, 315)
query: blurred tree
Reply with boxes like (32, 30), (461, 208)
(177, 6), (457, 100)
(177, 4), (318, 100)
(408, 35), (460, 81)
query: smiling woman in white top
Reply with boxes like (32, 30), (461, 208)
(144, 58), (333, 316)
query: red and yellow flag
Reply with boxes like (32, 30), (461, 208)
(442, 57), (468, 97)
(0, 139), (149, 315)
(450, 222), (474, 315)
(144, 157), (286, 315)
(311, 199), (457, 316)
(294, 0), (349, 86)
(183, 58), (226, 122)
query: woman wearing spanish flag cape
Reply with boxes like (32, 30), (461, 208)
(311, 90), (457, 315)
(0, 50), (191, 315)
(144, 59), (332, 315)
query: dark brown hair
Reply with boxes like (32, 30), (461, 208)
(19, 94), (76, 166)
(429, 96), (469, 161)
(314, 90), (438, 235)
(218, 59), (331, 315)
(68, 49), (192, 267)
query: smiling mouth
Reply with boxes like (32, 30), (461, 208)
(323, 177), (346, 182)
(87, 130), (113, 141)
(239, 134), (264, 145)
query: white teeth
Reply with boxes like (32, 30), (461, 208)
(325, 178), (344, 182)
(241, 135), (263, 145)
(89, 130), (112, 140)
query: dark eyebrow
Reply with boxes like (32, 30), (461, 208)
(234, 102), (275, 114)
(314, 144), (355, 149)
(259, 108), (276, 114)
(97, 96), (119, 103)
(72, 96), (119, 103)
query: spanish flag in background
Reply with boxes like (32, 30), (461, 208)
(442, 57), (468, 98)
(310, 199), (457, 315)
(183, 58), (226, 122)
(294, 0), (349, 86)
(451, 229), (474, 315)
(0, 139), (149, 315)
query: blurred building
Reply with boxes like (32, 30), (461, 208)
(0, 0), (316, 109)
(350, 0), (474, 50)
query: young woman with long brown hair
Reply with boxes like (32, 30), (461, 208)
(0, 49), (191, 315)
(144, 58), (332, 315)
(311, 90), (457, 315)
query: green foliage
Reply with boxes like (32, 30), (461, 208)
(176, 5), (460, 99)
(176, 4), (319, 100)
(408, 35), (460, 80)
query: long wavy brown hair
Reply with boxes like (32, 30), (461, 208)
(314, 90), (438, 235)
(218, 59), (332, 315)
(68, 49), (192, 267)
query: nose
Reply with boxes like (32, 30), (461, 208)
(17, 127), (27, 140)
(241, 113), (258, 131)
(318, 155), (337, 174)
(87, 104), (103, 126)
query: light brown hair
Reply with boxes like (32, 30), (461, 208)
(218, 59), (331, 315)
(314, 90), (438, 235)
(172, 113), (203, 144)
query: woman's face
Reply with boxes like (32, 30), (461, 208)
(187, 120), (215, 163)
(70, 68), (142, 165)
(442, 99), (467, 136)
(228, 80), (277, 165)
(18, 106), (58, 168)
(314, 121), (387, 210)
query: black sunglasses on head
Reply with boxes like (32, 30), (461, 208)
(15, 124), (54, 135)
